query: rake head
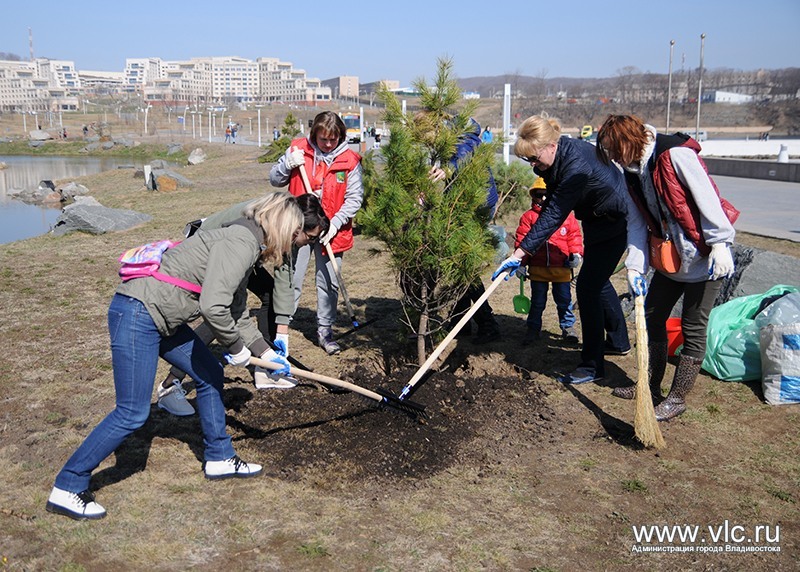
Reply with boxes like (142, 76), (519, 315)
(374, 387), (428, 420)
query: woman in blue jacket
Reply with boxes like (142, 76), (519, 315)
(494, 115), (643, 384)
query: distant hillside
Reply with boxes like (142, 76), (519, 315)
(457, 69), (800, 136)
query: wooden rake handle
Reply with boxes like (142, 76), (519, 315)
(297, 163), (357, 324)
(402, 270), (509, 393)
(249, 355), (383, 403)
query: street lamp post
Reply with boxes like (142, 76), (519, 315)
(208, 109), (212, 143)
(143, 104), (152, 137)
(666, 39), (675, 131)
(695, 33), (706, 141)
(256, 106), (262, 147)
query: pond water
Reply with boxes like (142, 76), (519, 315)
(0, 155), (142, 245)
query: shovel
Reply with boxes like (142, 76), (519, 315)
(513, 275), (531, 314)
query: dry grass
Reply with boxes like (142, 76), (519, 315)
(1, 143), (799, 571)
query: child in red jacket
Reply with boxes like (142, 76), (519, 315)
(514, 178), (584, 345)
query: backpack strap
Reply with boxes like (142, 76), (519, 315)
(149, 271), (202, 294)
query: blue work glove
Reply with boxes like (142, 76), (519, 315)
(565, 253), (582, 269)
(273, 333), (289, 358)
(259, 348), (290, 376)
(492, 255), (522, 281)
(627, 269), (648, 297)
(224, 346), (252, 367)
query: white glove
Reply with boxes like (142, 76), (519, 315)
(320, 225), (338, 247)
(274, 332), (289, 358)
(259, 348), (290, 376)
(224, 346), (252, 367)
(627, 269), (648, 297)
(708, 243), (734, 280)
(285, 146), (305, 170)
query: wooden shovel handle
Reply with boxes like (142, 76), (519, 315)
(250, 355), (383, 403)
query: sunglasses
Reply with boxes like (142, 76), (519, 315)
(520, 143), (552, 164)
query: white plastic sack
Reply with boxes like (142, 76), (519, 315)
(760, 321), (800, 405)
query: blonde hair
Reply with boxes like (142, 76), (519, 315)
(514, 115), (562, 159)
(244, 191), (303, 267)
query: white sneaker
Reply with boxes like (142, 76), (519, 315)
(157, 380), (195, 416)
(46, 487), (107, 520)
(204, 456), (262, 480)
(254, 367), (298, 390)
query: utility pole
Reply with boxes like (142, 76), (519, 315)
(695, 33), (706, 140)
(666, 39), (675, 132)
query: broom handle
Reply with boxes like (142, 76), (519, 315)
(250, 355), (383, 403)
(297, 163), (357, 323)
(403, 271), (509, 392)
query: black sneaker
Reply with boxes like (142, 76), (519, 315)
(604, 341), (631, 356)
(561, 327), (579, 344)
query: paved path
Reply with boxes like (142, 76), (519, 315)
(713, 176), (800, 243)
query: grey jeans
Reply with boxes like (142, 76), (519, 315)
(293, 242), (342, 328)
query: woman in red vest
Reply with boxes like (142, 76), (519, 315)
(596, 114), (736, 421)
(269, 111), (363, 354)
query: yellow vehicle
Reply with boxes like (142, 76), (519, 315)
(580, 125), (593, 140)
(340, 112), (361, 143)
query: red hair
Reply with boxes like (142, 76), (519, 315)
(596, 115), (651, 166)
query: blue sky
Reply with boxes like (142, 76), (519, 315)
(2, 0), (798, 86)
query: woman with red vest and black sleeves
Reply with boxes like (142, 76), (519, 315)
(269, 111), (364, 355)
(596, 114), (736, 421)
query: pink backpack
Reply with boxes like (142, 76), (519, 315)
(118, 240), (202, 293)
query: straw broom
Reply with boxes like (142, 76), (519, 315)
(634, 295), (666, 449)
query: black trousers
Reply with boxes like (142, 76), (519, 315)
(645, 272), (722, 360)
(575, 232), (629, 376)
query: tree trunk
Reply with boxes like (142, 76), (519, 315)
(417, 281), (429, 366)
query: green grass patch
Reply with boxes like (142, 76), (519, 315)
(621, 479), (648, 493)
(297, 541), (329, 558)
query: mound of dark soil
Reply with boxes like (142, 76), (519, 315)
(231, 365), (563, 484)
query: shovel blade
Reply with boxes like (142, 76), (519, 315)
(513, 295), (531, 314)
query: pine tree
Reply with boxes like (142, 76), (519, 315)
(360, 58), (498, 365)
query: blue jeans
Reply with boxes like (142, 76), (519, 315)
(526, 280), (575, 332)
(54, 294), (235, 493)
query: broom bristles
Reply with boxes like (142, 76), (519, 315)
(634, 296), (666, 449)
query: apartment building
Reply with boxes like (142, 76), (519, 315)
(0, 58), (80, 112)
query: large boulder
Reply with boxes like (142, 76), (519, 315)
(187, 148), (207, 165)
(167, 143), (183, 155)
(60, 182), (90, 201)
(52, 202), (152, 236)
(152, 168), (193, 192)
(29, 130), (53, 141)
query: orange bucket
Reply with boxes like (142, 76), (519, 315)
(666, 317), (684, 357)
